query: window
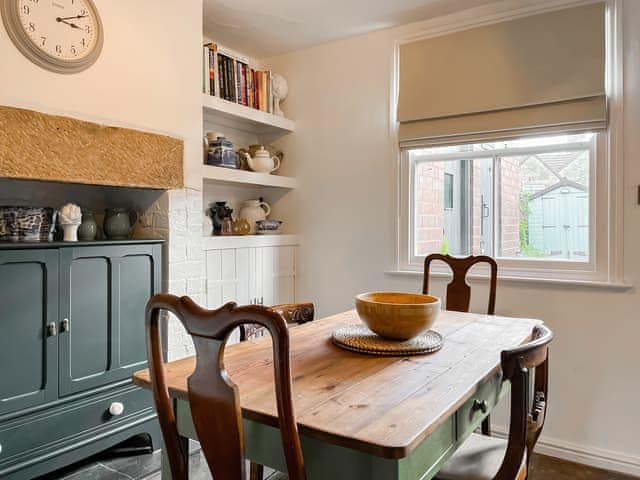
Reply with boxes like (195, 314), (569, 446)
(397, 131), (614, 281)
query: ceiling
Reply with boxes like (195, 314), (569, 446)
(203, 0), (499, 59)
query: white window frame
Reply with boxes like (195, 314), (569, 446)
(390, 0), (625, 287)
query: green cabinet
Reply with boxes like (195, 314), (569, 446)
(0, 240), (163, 480)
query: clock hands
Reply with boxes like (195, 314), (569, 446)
(56, 18), (81, 29)
(57, 15), (89, 21)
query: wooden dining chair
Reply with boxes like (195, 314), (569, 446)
(241, 302), (315, 341)
(436, 325), (553, 480)
(423, 253), (498, 435)
(247, 302), (315, 480)
(145, 294), (307, 480)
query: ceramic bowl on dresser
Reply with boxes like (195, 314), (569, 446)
(0, 206), (57, 242)
(355, 292), (441, 341)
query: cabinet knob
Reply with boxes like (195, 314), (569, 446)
(46, 322), (57, 337)
(61, 318), (70, 333)
(108, 402), (125, 417)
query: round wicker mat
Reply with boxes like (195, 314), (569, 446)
(332, 325), (443, 356)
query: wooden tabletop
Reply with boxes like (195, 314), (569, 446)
(133, 310), (540, 459)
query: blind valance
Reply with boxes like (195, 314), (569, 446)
(397, 2), (606, 143)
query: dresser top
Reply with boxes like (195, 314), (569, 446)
(0, 238), (164, 250)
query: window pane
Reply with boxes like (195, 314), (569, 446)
(498, 148), (591, 261)
(409, 132), (594, 263)
(413, 157), (493, 257)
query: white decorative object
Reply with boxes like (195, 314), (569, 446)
(271, 73), (288, 117)
(241, 146), (281, 173)
(59, 203), (82, 242)
(239, 199), (271, 234)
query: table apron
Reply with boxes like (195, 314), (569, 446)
(172, 372), (507, 480)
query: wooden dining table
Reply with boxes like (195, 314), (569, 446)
(132, 309), (541, 480)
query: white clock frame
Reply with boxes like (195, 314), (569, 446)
(1, 0), (103, 74)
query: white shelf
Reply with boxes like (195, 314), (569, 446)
(200, 164), (297, 189)
(203, 234), (300, 250)
(202, 94), (295, 136)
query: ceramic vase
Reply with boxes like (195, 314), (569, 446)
(77, 211), (98, 241)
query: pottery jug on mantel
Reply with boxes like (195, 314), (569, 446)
(239, 199), (271, 234)
(104, 208), (138, 240)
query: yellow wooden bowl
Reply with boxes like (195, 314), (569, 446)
(355, 292), (441, 341)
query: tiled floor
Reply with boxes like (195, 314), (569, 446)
(37, 445), (636, 480)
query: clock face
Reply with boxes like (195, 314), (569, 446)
(1, 0), (103, 73)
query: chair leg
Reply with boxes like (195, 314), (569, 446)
(249, 462), (264, 480)
(481, 415), (491, 436)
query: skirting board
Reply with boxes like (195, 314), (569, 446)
(491, 426), (640, 477)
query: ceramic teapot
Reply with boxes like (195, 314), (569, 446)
(239, 199), (271, 234)
(241, 146), (281, 173)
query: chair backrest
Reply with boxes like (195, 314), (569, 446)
(145, 294), (306, 480)
(271, 303), (315, 325)
(423, 254), (498, 314)
(495, 325), (553, 480)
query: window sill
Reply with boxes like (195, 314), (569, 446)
(385, 269), (633, 291)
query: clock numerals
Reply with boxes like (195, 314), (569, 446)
(70, 45), (77, 55)
(28, 22), (35, 32)
(55, 44), (62, 54)
(84, 25), (91, 34)
(21, 4), (29, 14)
(40, 36), (46, 47)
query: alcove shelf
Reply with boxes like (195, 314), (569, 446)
(202, 94), (294, 137)
(199, 164), (297, 189)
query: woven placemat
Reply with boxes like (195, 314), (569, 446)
(332, 324), (443, 356)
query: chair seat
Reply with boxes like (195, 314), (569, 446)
(436, 433), (527, 480)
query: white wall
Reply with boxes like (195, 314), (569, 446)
(266, 0), (640, 475)
(0, 0), (206, 360)
(0, 0), (203, 188)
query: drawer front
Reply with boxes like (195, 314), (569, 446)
(0, 386), (154, 462)
(456, 372), (503, 440)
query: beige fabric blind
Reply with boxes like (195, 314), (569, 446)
(398, 3), (606, 143)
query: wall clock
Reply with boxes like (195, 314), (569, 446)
(1, 0), (103, 74)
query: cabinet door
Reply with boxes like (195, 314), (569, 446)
(259, 246), (296, 306)
(58, 244), (160, 396)
(0, 249), (58, 416)
(206, 248), (251, 308)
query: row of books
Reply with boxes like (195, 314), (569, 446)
(203, 43), (273, 113)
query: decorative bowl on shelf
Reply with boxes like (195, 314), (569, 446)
(0, 206), (57, 242)
(256, 219), (282, 235)
(355, 292), (441, 341)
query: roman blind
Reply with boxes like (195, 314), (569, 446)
(397, 2), (606, 144)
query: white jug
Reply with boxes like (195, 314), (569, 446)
(239, 200), (271, 234)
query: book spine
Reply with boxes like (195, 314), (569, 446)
(202, 44), (211, 95)
(211, 43), (219, 97)
(231, 57), (238, 103)
(218, 54), (226, 100)
(208, 47), (215, 96)
(242, 64), (248, 106)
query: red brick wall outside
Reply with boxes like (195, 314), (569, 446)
(500, 157), (521, 257)
(414, 158), (522, 258)
(415, 162), (445, 256)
